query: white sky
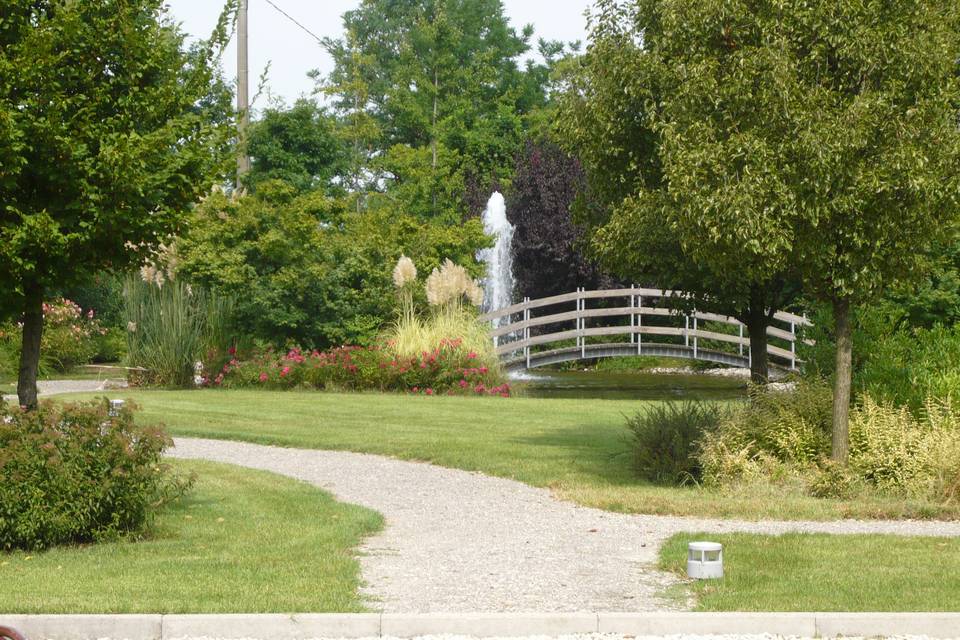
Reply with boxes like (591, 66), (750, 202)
(163, 0), (593, 109)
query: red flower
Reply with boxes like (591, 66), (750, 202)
(479, 367), (488, 374)
(259, 372), (268, 382)
(228, 345), (237, 356)
(280, 366), (291, 377)
(425, 388), (434, 396)
(467, 351), (477, 359)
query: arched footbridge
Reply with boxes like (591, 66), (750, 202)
(480, 287), (812, 373)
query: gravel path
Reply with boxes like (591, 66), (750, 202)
(169, 438), (960, 614)
(2, 378), (127, 404)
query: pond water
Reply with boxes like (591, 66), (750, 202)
(515, 369), (748, 401)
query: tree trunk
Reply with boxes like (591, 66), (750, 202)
(17, 283), (44, 410)
(831, 296), (853, 462)
(746, 286), (769, 384)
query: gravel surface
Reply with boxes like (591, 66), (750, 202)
(170, 438), (960, 614)
(1, 378), (127, 403)
(169, 636), (949, 640)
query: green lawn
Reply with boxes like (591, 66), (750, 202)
(660, 532), (960, 611)
(0, 460), (382, 613)
(67, 389), (959, 521)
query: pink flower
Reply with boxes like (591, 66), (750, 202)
(214, 374), (224, 385)
(425, 388), (434, 396)
(259, 372), (268, 382)
(459, 379), (468, 388)
(412, 387), (419, 393)
(479, 367), (488, 374)
(86, 309), (95, 319)
(467, 351), (477, 359)
(280, 366), (291, 378)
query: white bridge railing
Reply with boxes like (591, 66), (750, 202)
(480, 287), (812, 371)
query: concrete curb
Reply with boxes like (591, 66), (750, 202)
(2, 612), (960, 639)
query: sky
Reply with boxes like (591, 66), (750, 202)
(163, 0), (593, 109)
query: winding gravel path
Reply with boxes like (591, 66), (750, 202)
(2, 378), (127, 404)
(169, 438), (960, 614)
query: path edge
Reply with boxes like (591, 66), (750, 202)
(3, 612), (960, 639)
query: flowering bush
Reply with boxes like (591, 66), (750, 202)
(0, 398), (190, 550)
(0, 298), (106, 374)
(210, 339), (511, 397)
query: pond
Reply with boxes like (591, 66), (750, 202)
(515, 369), (748, 401)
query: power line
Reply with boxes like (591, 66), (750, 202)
(261, 0), (325, 46)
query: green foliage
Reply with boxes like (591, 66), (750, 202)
(849, 397), (960, 501)
(61, 273), (126, 330)
(123, 276), (236, 387)
(176, 187), (489, 349)
(93, 327), (128, 364)
(372, 143), (466, 223)
(0, 398), (189, 551)
(697, 381), (834, 486)
(626, 401), (721, 484)
(800, 302), (960, 414)
(245, 99), (349, 195)
(0, 0), (234, 315)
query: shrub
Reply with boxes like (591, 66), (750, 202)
(697, 380), (833, 486)
(215, 340), (510, 397)
(627, 401), (721, 484)
(0, 299), (105, 375)
(0, 398), (189, 551)
(123, 275), (236, 387)
(849, 396), (960, 500)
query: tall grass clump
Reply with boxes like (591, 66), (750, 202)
(386, 257), (498, 369)
(123, 274), (235, 387)
(627, 401), (722, 484)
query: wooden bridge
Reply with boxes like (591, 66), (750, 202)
(480, 287), (811, 373)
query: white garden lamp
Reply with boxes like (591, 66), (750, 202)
(687, 541), (723, 579)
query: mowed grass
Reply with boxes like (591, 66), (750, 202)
(68, 389), (959, 521)
(0, 460), (383, 613)
(660, 532), (960, 611)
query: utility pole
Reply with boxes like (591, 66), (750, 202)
(236, 0), (251, 187)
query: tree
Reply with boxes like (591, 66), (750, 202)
(0, 1), (235, 408)
(245, 99), (349, 196)
(564, 0), (960, 458)
(507, 140), (613, 299)
(176, 182), (489, 347)
(321, 0), (542, 214)
(556, 0), (799, 384)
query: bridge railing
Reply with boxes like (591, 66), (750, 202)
(479, 287), (812, 370)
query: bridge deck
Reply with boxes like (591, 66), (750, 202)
(502, 341), (787, 373)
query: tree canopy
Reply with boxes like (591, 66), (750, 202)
(0, 0), (235, 406)
(559, 0), (960, 453)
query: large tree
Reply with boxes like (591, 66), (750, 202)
(321, 0), (556, 217)
(563, 0), (960, 457)
(557, 1), (799, 383)
(0, 0), (235, 407)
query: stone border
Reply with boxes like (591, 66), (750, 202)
(2, 612), (960, 639)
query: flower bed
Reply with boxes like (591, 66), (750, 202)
(209, 339), (511, 397)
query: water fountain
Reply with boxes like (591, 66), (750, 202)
(477, 192), (515, 326)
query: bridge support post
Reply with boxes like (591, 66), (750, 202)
(524, 297), (530, 369)
(693, 312), (698, 359)
(637, 294), (643, 355)
(790, 321), (796, 370)
(579, 287), (586, 360)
